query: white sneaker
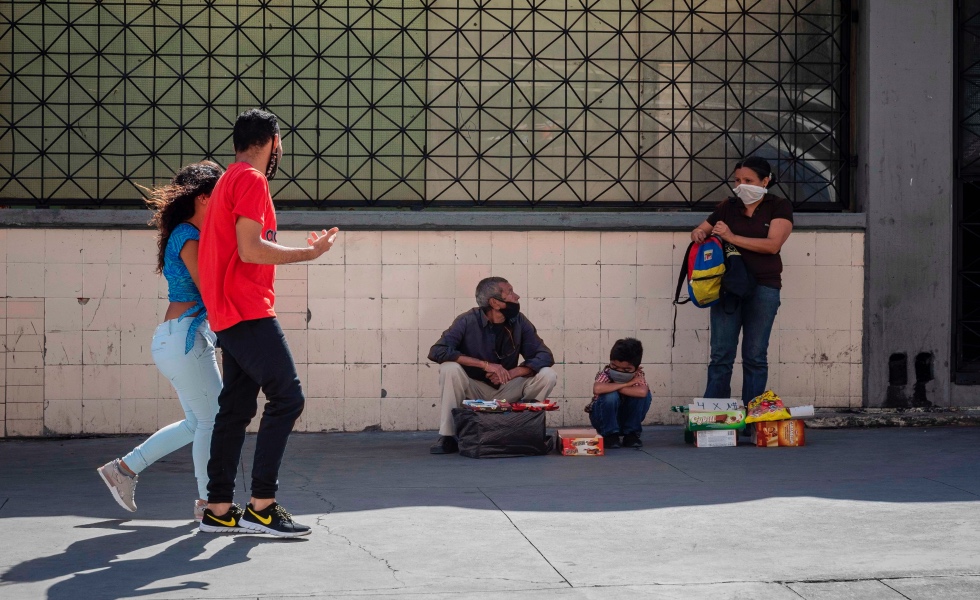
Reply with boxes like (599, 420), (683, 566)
(97, 459), (138, 512)
(194, 499), (208, 521)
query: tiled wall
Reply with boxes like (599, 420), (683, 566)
(0, 228), (864, 437)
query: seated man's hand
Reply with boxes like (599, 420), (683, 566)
(507, 368), (526, 381)
(485, 362), (511, 386)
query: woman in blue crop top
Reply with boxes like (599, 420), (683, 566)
(98, 161), (224, 520)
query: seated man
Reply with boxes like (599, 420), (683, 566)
(427, 276), (557, 454)
(586, 337), (652, 449)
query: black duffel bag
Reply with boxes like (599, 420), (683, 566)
(452, 408), (554, 458)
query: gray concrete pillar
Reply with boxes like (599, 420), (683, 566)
(858, 0), (954, 406)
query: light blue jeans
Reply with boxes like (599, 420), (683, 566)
(122, 318), (221, 500)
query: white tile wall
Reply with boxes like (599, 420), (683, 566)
(0, 229), (865, 435)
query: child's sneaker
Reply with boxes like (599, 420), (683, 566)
(622, 433), (643, 448)
(97, 459), (138, 512)
(240, 502), (312, 538)
(199, 504), (247, 533)
(604, 434), (622, 449)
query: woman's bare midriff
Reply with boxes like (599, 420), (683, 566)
(164, 301), (202, 322)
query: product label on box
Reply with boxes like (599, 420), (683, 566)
(561, 438), (603, 456)
(688, 410), (746, 430)
(695, 429), (737, 447)
(778, 420), (805, 446)
(755, 420), (805, 447)
(558, 429), (604, 456)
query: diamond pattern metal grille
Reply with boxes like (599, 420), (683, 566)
(0, 0), (849, 210)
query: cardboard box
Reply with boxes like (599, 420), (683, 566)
(754, 420), (806, 447)
(695, 429), (737, 447)
(558, 428), (604, 456)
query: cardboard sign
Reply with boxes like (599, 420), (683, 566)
(689, 398), (742, 412)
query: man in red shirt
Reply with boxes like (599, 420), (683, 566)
(197, 109), (338, 537)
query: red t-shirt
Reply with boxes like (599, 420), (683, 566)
(199, 162), (277, 332)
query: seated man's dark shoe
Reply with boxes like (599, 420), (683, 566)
(430, 436), (459, 454)
(604, 434), (621, 449)
(622, 433), (642, 448)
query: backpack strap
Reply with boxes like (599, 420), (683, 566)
(673, 241), (695, 305)
(672, 241), (695, 347)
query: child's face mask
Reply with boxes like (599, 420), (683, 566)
(606, 368), (635, 383)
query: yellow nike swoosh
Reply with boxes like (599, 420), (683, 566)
(207, 513), (237, 527)
(248, 507), (272, 526)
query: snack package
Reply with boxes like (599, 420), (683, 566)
(755, 420), (806, 447)
(462, 399), (508, 412)
(511, 400), (559, 412)
(558, 428), (604, 456)
(687, 410), (746, 431)
(744, 390), (791, 423)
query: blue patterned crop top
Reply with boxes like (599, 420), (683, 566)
(163, 222), (206, 354)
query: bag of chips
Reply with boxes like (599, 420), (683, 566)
(744, 390), (792, 423)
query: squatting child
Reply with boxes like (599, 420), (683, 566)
(586, 338), (652, 448)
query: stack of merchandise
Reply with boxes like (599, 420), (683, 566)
(745, 391), (812, 447)
(673, 399), (747, 447)
(462, 399), (559, 413)
(462, 399), (510, 412)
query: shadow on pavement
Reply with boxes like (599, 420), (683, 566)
(0, 520), (286, 600)
(1, 428), (978, 522)
(1, 429), (979, 599)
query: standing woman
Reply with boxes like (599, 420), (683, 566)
(98, 161), (224, 519)
(690, 156), (793, 408)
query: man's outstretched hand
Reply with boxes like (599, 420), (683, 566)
(308, 227), (340, 258)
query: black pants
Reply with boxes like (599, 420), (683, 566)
(207, 317), (305, 502)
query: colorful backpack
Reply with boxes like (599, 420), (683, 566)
(674, 236), (726, 308)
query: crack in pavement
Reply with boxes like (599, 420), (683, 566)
(783, 583), (808, 598)
(0, 498), (8, 514)
(878, 579), (914, 599)
(477, 487), (573, 588)
(777, 573), (980, 585)
(638, 449), (705, 482)
(924, 477), (980, 498)
(228, 573), (980, 598)
(291, 469), (405, 588)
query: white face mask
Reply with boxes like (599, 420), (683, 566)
(733, 183), (767, 205)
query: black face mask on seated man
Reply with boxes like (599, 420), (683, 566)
(498, 301), (520, 320)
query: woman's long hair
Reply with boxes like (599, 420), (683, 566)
(141, 161), (223, 274)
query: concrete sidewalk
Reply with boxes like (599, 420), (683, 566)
(1, 427), (979, 599)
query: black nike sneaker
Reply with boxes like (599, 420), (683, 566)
(240, 502), (312, 538)
(198, 504), (247, 534)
